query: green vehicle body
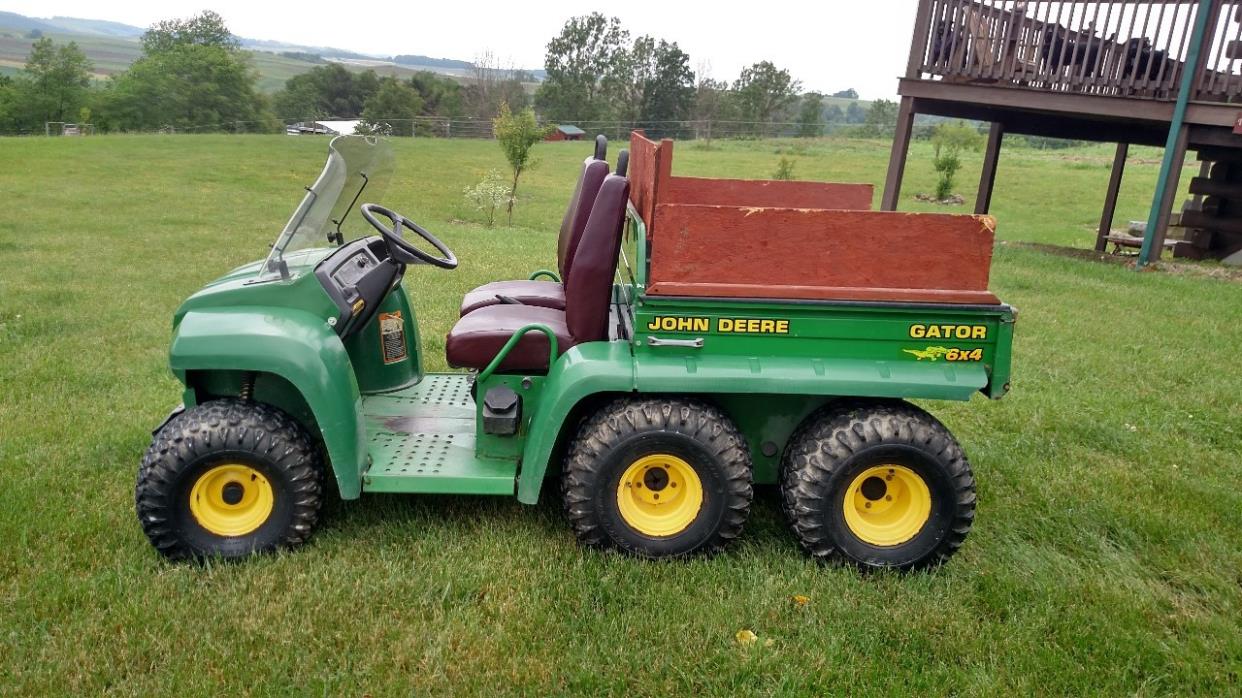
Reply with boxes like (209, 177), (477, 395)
(166, 211), (1016, 506)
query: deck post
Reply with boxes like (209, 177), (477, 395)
(1140, 0), (1214, 267)
(975, 123), (1005, 214)
(881, 97), (917, 211)
(1148, 125), (1191, 260)
(1095, 143), (1130, 252)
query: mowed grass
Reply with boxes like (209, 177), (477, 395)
(0, 133), (1240, 696)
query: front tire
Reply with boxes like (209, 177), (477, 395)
(135, 399), (324, 560)
(562, 398), (753, 558)
(780, 400), (976, 571)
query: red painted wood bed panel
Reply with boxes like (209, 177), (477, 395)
(628, 131), (1001, 306)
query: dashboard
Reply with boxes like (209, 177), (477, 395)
(314, 237), (402, 337)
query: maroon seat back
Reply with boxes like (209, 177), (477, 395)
(564, 174), (630, 343)
(557, 158), (610, 280)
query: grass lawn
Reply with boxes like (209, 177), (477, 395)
(0, 133), (1239, 696)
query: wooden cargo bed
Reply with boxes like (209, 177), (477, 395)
(629, 131), (1001, 305)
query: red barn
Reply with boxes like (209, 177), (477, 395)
(546, 124), (585, 141)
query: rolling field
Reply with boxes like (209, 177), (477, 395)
(0, 27), (467, 93)
(0, 134), (1239, 695)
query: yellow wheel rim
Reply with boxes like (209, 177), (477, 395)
(188, 464), (275, 537)
(842, 465), (931, 547)
(616, 454), (704, 537)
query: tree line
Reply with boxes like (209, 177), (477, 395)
(534, 13), (897, 138)
(0, 12), (530, 135)
(0, 10), (897, 138)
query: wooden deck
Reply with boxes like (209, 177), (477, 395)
(885, 0), (1242, 262)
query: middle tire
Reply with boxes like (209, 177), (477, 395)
(562, 398), (753, 558)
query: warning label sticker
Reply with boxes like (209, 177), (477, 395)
(379, 311), (408, 365)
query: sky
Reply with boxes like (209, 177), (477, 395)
(3, 0), (920, 99)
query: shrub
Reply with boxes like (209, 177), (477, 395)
(772, 156), (796, 181)
(929, 120), (982, 200)
(462, 169), (511, 228)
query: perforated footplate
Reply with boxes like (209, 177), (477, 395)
(370, 431), (459, 476)
(360, 374), (515, 495)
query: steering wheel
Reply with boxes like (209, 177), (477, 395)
(360, 203), (458, 270)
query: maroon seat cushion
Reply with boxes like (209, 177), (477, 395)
(445, 305), (575, 373)
(459, 279), (566, 316)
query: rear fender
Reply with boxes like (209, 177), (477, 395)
(517, 341), (636, 504)
(169, 308), (367, 499)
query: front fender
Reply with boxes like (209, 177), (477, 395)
(169, 307), (367, 499)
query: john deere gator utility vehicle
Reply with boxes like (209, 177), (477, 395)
(136, 133), (1015, 570)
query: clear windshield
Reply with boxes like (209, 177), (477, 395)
(260, 135), (394, 280)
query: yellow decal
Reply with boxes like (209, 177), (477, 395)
(645, 316), (792, 335)
(646, 316), (711, 332)
(909, 324), (988, 340)
(904, 346), (984, 362)
(718, 318), (790, 334)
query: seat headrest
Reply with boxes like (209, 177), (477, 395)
(615, 149), (629, 177)
(557, 159), (611, 278)
(594, 134), (608, 161)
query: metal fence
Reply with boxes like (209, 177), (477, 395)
(15, 117), (871, 140)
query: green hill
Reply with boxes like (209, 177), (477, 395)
(0, 22), (498, 93)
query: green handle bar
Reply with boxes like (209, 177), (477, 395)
(528, 269), (560, 282)
(477, 324), (559, 383)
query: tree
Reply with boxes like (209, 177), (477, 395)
(0, 76), (16, 133)
(103, 11), (270, 131)
(274, 64), (379, 119)
(407, 70), (463, 132)
(823, 103), (844, 123)
(831, 88), (859, 99)
(641, 39), (694, 128)
(463, 51), (528, 121)
(845, 101), (866, 124)
(732, 61), (800, 131)
(536, 13), (628, 122)
(492, 102), (551, 225)
(606, 36), (694, 131)
(361, 78), (424, 136)
(20, 38), (93, 125)
(797, 92), (824, 137)
(141, 11), (238, 53)
(863, 98), (899, 137)
(692, 69), (734, 143)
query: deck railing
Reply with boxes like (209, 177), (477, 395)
(908, 0), (1242, 102)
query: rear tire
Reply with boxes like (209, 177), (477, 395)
(562, 398), (753, 558)
(135, 399), (324, 561)
(780, 400), (975, 571)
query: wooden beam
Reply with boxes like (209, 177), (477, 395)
(881, 97), (917, 212)
(1187, 175), (1240, 198)
(975, 123), (1005, 214)
(1096, 143), (1130, 252)
(1149, 125), (1192, 261)
(899, 78), (1179, 124)
(909, 96), (1171, 146)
